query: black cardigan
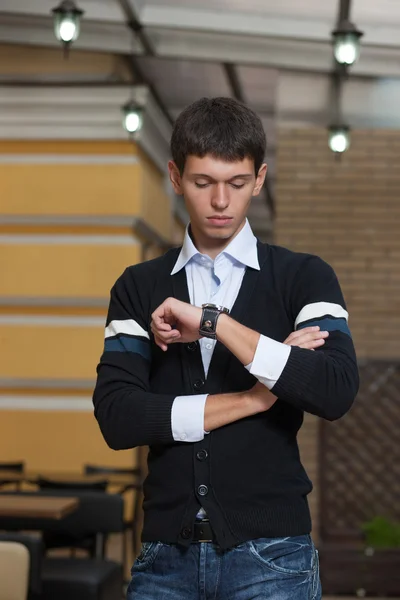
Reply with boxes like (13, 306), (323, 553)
(93, 241), (359, 549)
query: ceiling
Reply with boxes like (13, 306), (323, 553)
(2, 0), (400, 128)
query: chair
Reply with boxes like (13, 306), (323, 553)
(84, 464), (142, 494)
(83, 464), (143, 562)
(36, 477), (108, 557)
(0, 490), (124, 600)
(0, 462), (24, 471)
(0, 462), (25, 490)
(0, 541), (30, 600)
(0, 533), (43, 599)
(37, 477), (107, 492)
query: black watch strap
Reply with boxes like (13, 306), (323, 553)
(199, 304), (229, 339)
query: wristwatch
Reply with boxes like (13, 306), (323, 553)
(199, 303), (230, 339)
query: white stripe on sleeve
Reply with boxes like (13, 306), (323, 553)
(105, 319), (149, 340)
(295, 302), (349, 329)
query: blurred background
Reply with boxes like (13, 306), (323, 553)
(0, 1), (399, 599)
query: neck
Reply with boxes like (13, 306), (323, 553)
(190, 220), (246, 260)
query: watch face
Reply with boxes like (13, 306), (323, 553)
(202, 303), (229, 313)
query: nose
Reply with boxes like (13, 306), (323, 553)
(211, 183), (229, 210)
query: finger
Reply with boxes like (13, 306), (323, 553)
(303, 331), (329, 342)
(152, 311), (165, 328)
(299, 338), (326, 349)
(291, 331), (329, 345)
(296, 336), (327, 348)
(290, 326), (320, 339)
(284, 333), (327, 346)
(152, 304), (171, 328)
(169, 331), (182, 343)
(154, 334), (168, 352)
(151, 320), (172, 333)
(153, 330), (181, 350)
(284, 326), (320, 344)
(153, 328), (180, 345)
(151, 319), (178, 336)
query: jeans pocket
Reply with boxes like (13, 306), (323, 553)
(311, 547), (321, 600)
(249, 535), (315, 576)
(131, 541), (163, 573)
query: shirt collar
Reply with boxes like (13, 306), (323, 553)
(171, 219), (260, 275)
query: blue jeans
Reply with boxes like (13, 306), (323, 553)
(127, 534), (321, 600)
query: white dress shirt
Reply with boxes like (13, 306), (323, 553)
(170, 219), (290, 443)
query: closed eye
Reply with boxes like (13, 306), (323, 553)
(194, 182), (246, 189)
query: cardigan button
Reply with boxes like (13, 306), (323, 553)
(198, 485), (208, 496)
(180, 527), (192, 539)
(193, 379), (204, 391)
(196, 450), (208, 461)
(186, 342), (197, 352)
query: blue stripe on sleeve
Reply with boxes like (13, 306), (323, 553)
(104, 336), (151, 360)
(297, 317), (352, 338)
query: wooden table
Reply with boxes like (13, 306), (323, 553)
(0, 495), (79, 519)
(0, 470), (137, 488)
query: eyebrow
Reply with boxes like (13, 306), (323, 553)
(191, 173), (253, 180)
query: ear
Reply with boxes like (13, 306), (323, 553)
(168, 161), (183, 195)
(253, 163), (267, 197)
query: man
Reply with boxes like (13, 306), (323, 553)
(93, 97), (359, 599)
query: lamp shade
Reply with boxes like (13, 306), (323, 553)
(329, 126), (350, 153)
(122, 102), (143, 134)
(52, 0), (84, 44)
(332, 20), (363, 66)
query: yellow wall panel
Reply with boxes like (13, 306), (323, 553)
(0, 164), (142, 215)
(0, 242), (141, 298)
(0, 410), (137, 472)
(0, 44), (130, 80)
(140, 164), (173, 240)
(0, 324), (105, 380)
(0, 141), (138, 155)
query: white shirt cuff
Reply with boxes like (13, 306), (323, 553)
(171, 394), (208, 442)
(245, 335), (291, 389)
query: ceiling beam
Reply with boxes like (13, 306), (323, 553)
(141, 6), (334, 43)
(338, 0), (352, 24)
(117, 0), (155, 56)
(140, 5), (400, 49)
(0, 13), (139, 53)
(116, 0), (173, 126)
(0, 0), (123, 22)
(1, 11), (400, 80)
(144, 28), (400, 80)
(223, 63), (245, 103)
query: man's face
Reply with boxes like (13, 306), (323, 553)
(168, 154), (267, 244)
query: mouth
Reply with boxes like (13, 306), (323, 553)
(206, 216), (234, 226)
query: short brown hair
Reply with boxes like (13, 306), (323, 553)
(170, 97), (266, 175)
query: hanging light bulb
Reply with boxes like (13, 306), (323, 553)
(52, 0), (84, 49)
(332, 20), (363, 66)
(329, 126), (350, 154)
(122, 102), (143, 134)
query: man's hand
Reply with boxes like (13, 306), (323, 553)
(151, 298), (202, 351)
(246, 326), (329, 412)
(283, 326), (329, 350)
